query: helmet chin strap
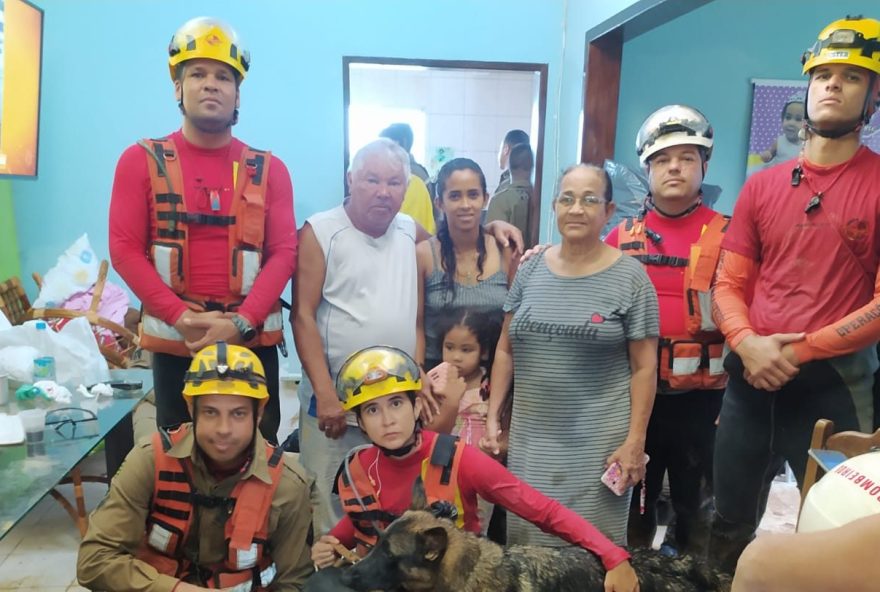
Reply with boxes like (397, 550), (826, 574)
(378, 423), (422, 457)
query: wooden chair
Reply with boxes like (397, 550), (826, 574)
(800, 418), (880, 509)
(27, 260), (140, 368)
(0, 276), (32, 325)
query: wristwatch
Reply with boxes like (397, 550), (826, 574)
(231, 314), (257, 341)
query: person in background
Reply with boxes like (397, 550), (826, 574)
(483, 164), (659, 546)
(380, 123), (436, 232)
(605, 104), (727, 558)
(486, 143), (537, 248)
(77, 343), (315, 592)
(109, 17), (296, 443)
(494, 129), (530, 193)
(709, 15), (880, 573)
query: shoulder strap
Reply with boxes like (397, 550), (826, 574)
(226, 445), (284, 552)
(429, 433), (459, 486)
(617, 218), (647, 253)
(689, 213), (730, 292)
(140, 138), (187, 241)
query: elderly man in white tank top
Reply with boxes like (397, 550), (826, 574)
(293, 138), (523, 534)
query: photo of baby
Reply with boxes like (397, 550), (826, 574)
(746, 79), (880, 178)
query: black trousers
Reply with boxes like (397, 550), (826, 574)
(628, 389), (723, 555)
(709, 351), (873, 573)
(152, 345), (281, 443)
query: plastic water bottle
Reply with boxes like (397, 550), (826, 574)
(33, 321), (56, 382)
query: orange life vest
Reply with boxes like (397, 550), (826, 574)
(618, 212), (730, 391)
(137, 137), (283, 357)
(137, 426), (284, 591)
(336, 434), (467, 557)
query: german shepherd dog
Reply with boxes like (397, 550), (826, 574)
(320, 479), (732, 592)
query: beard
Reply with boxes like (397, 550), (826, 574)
(179, 102), (239, 132)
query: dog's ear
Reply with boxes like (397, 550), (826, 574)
(410, 475), (429, 511)
(419, 525), (448, 562)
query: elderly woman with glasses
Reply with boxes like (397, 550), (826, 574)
(482, 164), (659, 545)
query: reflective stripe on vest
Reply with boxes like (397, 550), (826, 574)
(224, 563), (277, 592)
(658, 339), (728, 391)
(138, 426), (284, 588)
(139, 302), (284, 358)
(618, 213), (730, 391)
(138, 137), (281, 355)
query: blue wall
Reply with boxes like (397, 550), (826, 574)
(11, 0), (647, 292)
(614, 0), (878, 214)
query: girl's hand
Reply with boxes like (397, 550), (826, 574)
(604, 560), (639, 592)
(311, 534), (341, 569)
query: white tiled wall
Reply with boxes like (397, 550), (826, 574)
(350, 65), (539, 186)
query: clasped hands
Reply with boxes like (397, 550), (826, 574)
(174, 309), (244, 354)
(736, 332), (805, 392)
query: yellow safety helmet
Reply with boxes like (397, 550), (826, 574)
(182, 342), (268, 407)
(336, 346), (422, 411)
(168, 17), (250, 82)
(802, 15), (880, 76)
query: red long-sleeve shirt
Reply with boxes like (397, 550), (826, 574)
(329, 431), (630, 571)
(109, 130), (297, 327)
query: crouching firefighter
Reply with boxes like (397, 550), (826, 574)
(77, 342), (315, 592)
(306, 346), (639, 592)
(605, 104), (729, 556)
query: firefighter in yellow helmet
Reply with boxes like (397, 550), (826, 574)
(308, 346), (638, 592)
(108, 16), (297, 444)
(801, 15), (880, 138)
(708, 15), (880, 574)
(77, 343), (315, 592)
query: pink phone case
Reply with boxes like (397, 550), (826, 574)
(601, 462), (628, 496)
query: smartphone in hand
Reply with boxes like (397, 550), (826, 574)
(601, 461), (628, 496)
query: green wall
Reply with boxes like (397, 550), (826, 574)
(0, 181), (21, 281)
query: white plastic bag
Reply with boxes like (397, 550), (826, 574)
(0, 318), (110, 385)
(33, 233), (100, 308)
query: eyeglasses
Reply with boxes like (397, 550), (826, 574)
(556, 194), (605, 208)
(46, 407), (99, 441)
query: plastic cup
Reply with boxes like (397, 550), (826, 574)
(19, 408), (47, 456)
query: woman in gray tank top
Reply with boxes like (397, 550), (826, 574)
(416, 158), (515, 370)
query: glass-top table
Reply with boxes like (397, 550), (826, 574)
(0, 368), (152, 540)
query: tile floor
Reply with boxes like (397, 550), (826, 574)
(0, 379), (802, 590)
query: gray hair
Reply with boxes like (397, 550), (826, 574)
(555, 163), (613, 202)
(349, 138), (411, 180)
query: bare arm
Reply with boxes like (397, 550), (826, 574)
(607, 337), (657, 486)
(292, 223), (347, 439)
(415, 241), (431, 366)
(732, 514), (880, 592)
(482, 313), (514, 455)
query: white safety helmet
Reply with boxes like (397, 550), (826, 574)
(798, 450), (880, 533)
(636, 104), (714, 167)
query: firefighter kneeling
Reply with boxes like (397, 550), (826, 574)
(77, 343), (315, 592)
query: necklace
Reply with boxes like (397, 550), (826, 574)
(454, 250), (480, 282)
(797, 152), (858, 214)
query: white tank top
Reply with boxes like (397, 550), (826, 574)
(306, 204), (418, 381)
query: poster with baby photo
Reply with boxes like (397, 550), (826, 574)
(746, 79), (880, 178)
